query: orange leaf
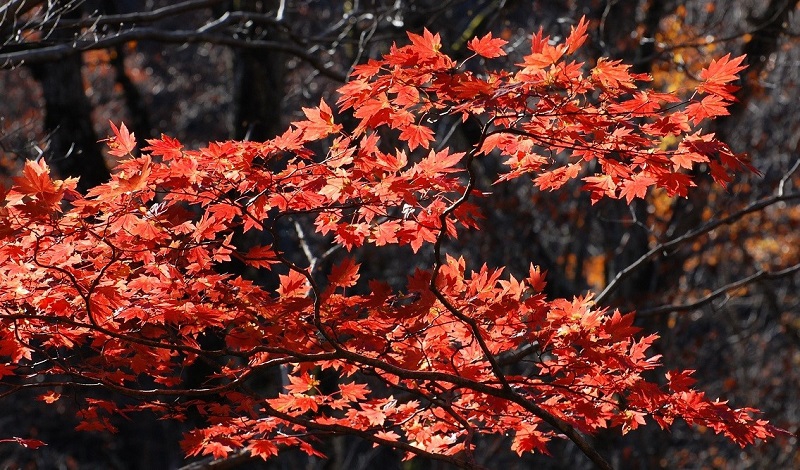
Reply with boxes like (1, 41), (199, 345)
(107, 121), (137, 157)
(467, 32), (507, 58)
(564, 16), (589, 54)
(38, 391), (61, 404)
(14, 159), (56, 196)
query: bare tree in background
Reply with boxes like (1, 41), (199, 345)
(1, 1), (800, 469)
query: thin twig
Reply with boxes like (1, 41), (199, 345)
(596, 191), (800, 304)
(0, 26), (347, 81)
(637, 262), (800, 317)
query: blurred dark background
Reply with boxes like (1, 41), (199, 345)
(0, 1), (798, 468)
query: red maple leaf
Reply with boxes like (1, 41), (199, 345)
(328, 258), (361, 288)
(39, 391), (62, 404)
(339, 382), (370, 402)
(686, 94), (731, 124)
(407, 28), (442, 58)
(698, 53), (747, 100)
(564, 16), (589, 54)
(399, 124), (435, 150)
(13, 159), (56, 196)
(591, 58), (635, 90)
(106, 121), (137, 157)
(143, 134), (183, 160)
(619, 174), (656, 203)
(297, 99), (342, 140)
(467, 32), (508, 58)
(277, 270), (310, 297)
(203, 441), (233, 460)
(249, 440), (279, 460)
(244, 244), (279, 269)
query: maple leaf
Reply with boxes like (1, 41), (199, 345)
(582, 174), (617, 203)
(407, 28), (442, 58)
(591, 58), (635, 90)
(534, 164), (581, 191)
(286, 373), (320, 394)
(521, 41), (564, 69)
(249, 440), (279, 460)
(143, 134), (183, 160)
(352, 93), (392, 133)
(38, 391), (61, 404)
(372, 220), (401, 246)
(698, 54), (747, 100)
(669, 147), (709, 170)
(328, 258), (361, 288)
(511, 425), (549, 456)
(244, 244), (278, 269)
(13, 159), (57, 197)
(291, 395), (320, 413)
(203, 441), (233, 460)
(358, 402), (387, 427)
(268, 394), (299, 413)
(277, 270), (310, 297)
(619, 174), (656, 203)
(117, 154), (152, 193)
(339, 382), (370, 402)
(620, 410), (647, 435)
(411, 149), (464, 176)
(297, 99), (343, 140)
(206, 203), (242, 224)
(685, 94), (732, 124)
(399, 124), (435, 151)
(657, 172), (696, 197)
(666, 369), (698, 392)
(467, 32), (508, 58)
(564, 16), (589, 55)
(605, 310), (641, 341)
(107, 121), (137, 157)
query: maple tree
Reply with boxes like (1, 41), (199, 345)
(0, 20), (782, 469)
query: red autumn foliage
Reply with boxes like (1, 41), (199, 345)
(0, 20), (779, 468)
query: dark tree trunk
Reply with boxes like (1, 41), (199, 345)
(28, 2), (110, 193)
(231, 1), (285, 141)
(233, 47), (285, 141)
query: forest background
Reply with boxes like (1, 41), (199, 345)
(0, 0), (799, 469)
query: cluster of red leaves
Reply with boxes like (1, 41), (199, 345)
(0, 19), (777, 465)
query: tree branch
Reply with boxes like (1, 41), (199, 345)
(36, 0), (226, 30)
(0, 26), (347, 81)
(596, 191), (800, 304)
(637, 262), (800, 318)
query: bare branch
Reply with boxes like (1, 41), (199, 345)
(0, 26), (347, 81)
(596, 191), (800, 304)
(36, 0), (226, 30)
(0, 0), (42, 22)
(637, 262), (800, 318)
(293, 219), (319, 272)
